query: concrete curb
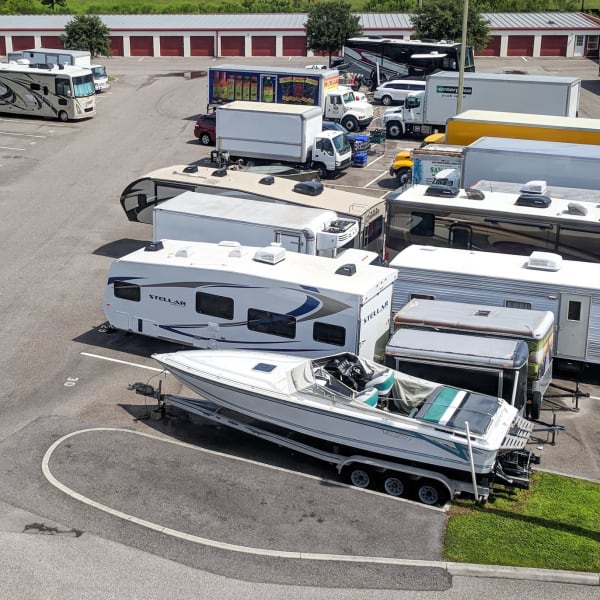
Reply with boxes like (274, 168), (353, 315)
(447, 562), (600, 586)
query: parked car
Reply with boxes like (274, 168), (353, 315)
(194, 112), (216, 145)
(373, 80), (427, 106)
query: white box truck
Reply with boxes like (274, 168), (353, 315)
(152, 191), (360, 258)
(214, 101), (352, 179)
(207, 64), (373, 132)
(383, 71), (581, 138)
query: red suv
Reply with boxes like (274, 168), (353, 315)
(194, 112), (216, 145)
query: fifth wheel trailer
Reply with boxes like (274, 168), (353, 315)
(389, 245), (600, 368)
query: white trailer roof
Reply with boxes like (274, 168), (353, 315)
(467, 136), (600, 159)
(450, 110), (600, 131)
(218, 101), (323, 117)
(118, 239), (397, 296)
(388, 182), (600, 224)
(389, 245), (600, 289)
(428, 71), (580, 85)
(155, 191), (338, 229)
(215, 64), (340, 79)
(394, 298), (554, 338)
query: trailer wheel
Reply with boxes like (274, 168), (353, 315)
(386, 122), (402, 139)
(382, 473), (405, 497)
(245, 159), (256, 167)
(416, 480), (447, 506)
(57, 110), (69, 122)
(346, 466), (373, 489)
(527, 391), (542, 421)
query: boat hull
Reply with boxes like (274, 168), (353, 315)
(158, 360), (501, 476)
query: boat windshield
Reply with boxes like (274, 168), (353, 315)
(291, 362), (315, 391)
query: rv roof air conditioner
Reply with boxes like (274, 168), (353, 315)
(526, 251), (562, 272)
(425, 168), (459, 198)
(293, 181), (323, 196)
(567, 202), (588, 216)
(254, 246), (286, 265)
(520, 180), (547, 195)
(144, 241), (164, 252)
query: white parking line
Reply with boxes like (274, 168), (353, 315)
(0, 131), (46, 138)
(80, 351), (163, 372)
(0, 146), (26, 151)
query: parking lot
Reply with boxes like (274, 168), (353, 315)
(0, 55), (599, 597)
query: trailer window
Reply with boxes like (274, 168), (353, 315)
(313, 322), (346, 346)
(248, 309), (296, 339)
(567, 301), (582, 321)
(410, 212), (435, 237)
(505, 300), (532, 310)
(114, 281), (141, 302)
(196, 292), (234, 320)
(364, 215), (384, 245)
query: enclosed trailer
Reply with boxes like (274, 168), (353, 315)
(152, 191), (358, 257)
(389, 245), (600, 368)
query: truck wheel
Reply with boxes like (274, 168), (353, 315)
(342, 115), (359, 132)
(396, 167), (412, 186)
(199, 132), (212, 146)
(346, 466), (373, 489)
(382, 473), (405, 497)
(386, 122), (402, 139)
(245, 159), (256, 167)
(381, 95), (393, 106)
(314, 163), (328, 179)
(416, 480), (447, 506)
(527, 391), (542, 421)
(57, 110), (69, 122)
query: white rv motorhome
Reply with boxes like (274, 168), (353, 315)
(152, 191), (359, 257)
(389, 245), (600, 368)
(104, 240), (397, 360)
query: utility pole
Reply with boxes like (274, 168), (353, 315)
(456, 0), (469, 114)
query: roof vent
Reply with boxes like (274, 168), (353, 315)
(293, 181), (323, 196)
(254, 246), (286, 264)
(259, 176), (275, 185)
(567, 202), (587, 216)
(515, 194), (551, 208)
(526, 251), (562, 271)
(210, 167), (227, 177)
(335, 263), (357, 276)
(218, 240), (241, 247)
(183, 164), (198, 173)
(520, 180), (547, 195)
(144, 241), (164, 252)
(465, 187), (485, 200)
(175, 246), (195, 258)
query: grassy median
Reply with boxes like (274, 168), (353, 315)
(443, 471), (600, 572)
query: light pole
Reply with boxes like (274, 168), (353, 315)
(456, 0), (469, 114)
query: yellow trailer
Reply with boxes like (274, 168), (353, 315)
(446, 109), (600, 146)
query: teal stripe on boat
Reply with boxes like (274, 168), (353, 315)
(422, 387), (459, 423)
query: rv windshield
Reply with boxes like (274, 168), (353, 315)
(332, 132), (351, 155)
(73, 74), (95, 97)
(91, 65), (107, 78)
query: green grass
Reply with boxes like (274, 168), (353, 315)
(443, 471), (600, 572)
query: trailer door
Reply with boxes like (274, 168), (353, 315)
(556, 293), (590, 359)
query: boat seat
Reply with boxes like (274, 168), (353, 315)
(355, 387), (379, 408)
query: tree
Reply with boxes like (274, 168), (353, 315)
(411, 0), (490, 52)
(61, 15), (112, 58)
(305, 1), (362, 67)
(40, 0), (67, 12)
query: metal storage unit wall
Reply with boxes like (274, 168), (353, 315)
(507, 35), (534, 56)
(282, 36), (306, 56)
(11, 35), (35, 51)
(160, 35), (183, 56)
(251, 35), (276, 56)
(220, 35), (245, 56)
(541, 35), (568, 55)
(191, 36), (214, 56)
(477, 36), (501, 56)
(110, 36), (124, 56)
(40, 36), (62, 48)
(130, 35), (154, 56)
(0, 37), (5, 55)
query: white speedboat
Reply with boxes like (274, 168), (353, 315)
(152, 350), (533, 478)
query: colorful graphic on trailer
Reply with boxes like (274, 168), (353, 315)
(209, 68), (339, 106)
